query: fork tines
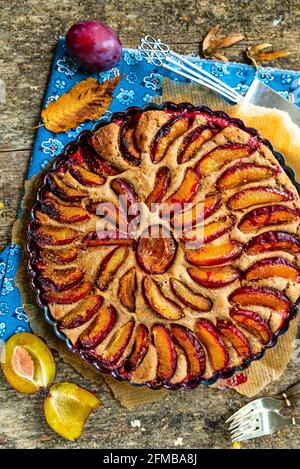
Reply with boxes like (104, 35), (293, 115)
(138, 35), (243, 104)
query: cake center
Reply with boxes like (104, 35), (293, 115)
(136, 224), (178, 274)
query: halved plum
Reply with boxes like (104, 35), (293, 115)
(40, 266), (84, 292)
(177, 125), (217, 164)
(182, 215), (235, 246)
(49, 173), (87, 202)
(186, 239), (243, 266)
(152, 324), (177, 382)
(229, 286), (293, 315)
(1, 332), (56, 394)
(187, 265), (241, 288)
(30, 224), (79, 247)
(43, 281), (92, 305)
(68, 162), (105, 186)
(216, 162), (279, 191)
(44, 382), (101, 441)
(217, 319), (251, 359)
(146, 167), (171, 209)
(238, 205), (298, 233)
(195, 319), (229, 372)
(163, 167), (200, 213)
(229, 308), (272, 345)
(170, 278), (212, 311)
(97, 246), (129, 291)
(171, 325), (206, 382)
(60, 295), (103, 329)
(172, 193), (221, 230)
(40, 193), (90, 223)
(196, 144), (253, 176)
(245, 257), (300, 282)
(143, 276), (184, 320)
(137, 225), (177, 274)
(151, 116), (191, 163)
(99, 319), (135, 367)
(78, 305), (117, 348)
(227, 186), (294, 210)
(246, 231), (300, 255)
(118, 268), (137, 312)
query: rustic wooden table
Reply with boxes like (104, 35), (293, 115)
(1, 0), (300, 449)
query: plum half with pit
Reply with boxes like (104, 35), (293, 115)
(66, 20), (122, 72)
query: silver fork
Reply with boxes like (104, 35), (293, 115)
(230, 408), (300, 442)
(227, 381), (300, 424)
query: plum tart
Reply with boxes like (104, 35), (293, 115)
(27, 103), (300, 389)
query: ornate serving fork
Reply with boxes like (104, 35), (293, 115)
(138, 35), (300, 126)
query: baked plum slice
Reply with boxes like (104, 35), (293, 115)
(146, 167), (171, 209)
(229, 286), (293, 318)
(152, 324), (177, 382)
(40, 247), (78, 264)
(172, 193), (221, 229)
(118, 268), (137, 312)
(81, 143), (120, 177)
(182, 215), (235, 246)
(110, 177), (138, 215)
(227, 186), (294, 210)
(83, 230), (134, 247)
(40, 192), (90, 223)
(245, 257), (300, 282)
(97, 246), (129, 291)
(137, 225), (177, 274)
(196, 144), (254, 176)
(151, 116), (191, 163)
(30, 224), (79, 247)
(60, 295), (103, 329)
(195, 319), (229, 372)
(49, 173), (87, 202)
(238, 205), (298, 233)
(99, 319), (135, 368)
(246, 231), (300, 255)
(78, 305), (117, 348)
(43, 281), (92, 305)
(123, 324), (149, 373)
(217, 319), (251, 359)
(170, 278), (212, 311)
(171, 325), (206, 384)
(229, 308), (272, 345)
(186, 239), (243, 266)
(120, 119), (141, 166)
(187, 265), (241, 288)
(40, 266), (84, 292)
(177, 125), (217, 164)
(162, 168), (200, 214)
(143, 276), (184, 320)
(68, 161), (106, 186)
(216, 162), (279, 191)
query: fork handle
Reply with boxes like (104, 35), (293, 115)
(282, 381), (300, 403)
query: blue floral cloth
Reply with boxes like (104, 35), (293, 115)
(1, 36), (300, 341)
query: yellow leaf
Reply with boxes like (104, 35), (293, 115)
(41, 75), (123, 133)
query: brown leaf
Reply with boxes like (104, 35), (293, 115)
(202, 24), (244, 61)
(41, 75), (123, 133)
(11, 346), (34, 381)
(246, 44), (290, 69)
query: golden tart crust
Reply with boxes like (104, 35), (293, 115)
(27, 103), (300, 389)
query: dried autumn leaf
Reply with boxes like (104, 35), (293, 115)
(41, 75), (123, 133)
(11, 346), (35, 381)
(246, 43), (290, 69)
(202, 25), (244, 61)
